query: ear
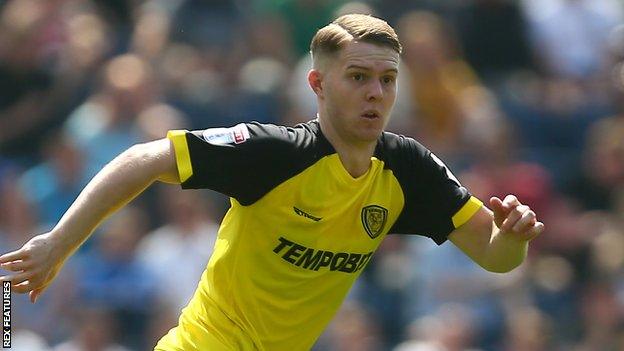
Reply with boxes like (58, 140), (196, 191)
(308, 69), (324, 98)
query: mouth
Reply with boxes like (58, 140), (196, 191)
(360, 110), (381, 119)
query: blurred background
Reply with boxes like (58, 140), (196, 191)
(0, 0), (623, 350)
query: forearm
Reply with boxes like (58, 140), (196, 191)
(50, 140), (175, 255)
(0, 139), (177, 301)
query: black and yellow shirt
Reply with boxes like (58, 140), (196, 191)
(156, 120), (482, 351)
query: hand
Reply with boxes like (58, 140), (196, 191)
(0, 232), (67, 303)
(490, 195), (544, 241)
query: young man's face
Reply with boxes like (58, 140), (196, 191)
(313, 40), (400, 144)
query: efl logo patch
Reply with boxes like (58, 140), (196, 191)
(202, 123), (250, 145)
(361, 205), (388, 239)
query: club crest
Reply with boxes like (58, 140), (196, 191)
(361, 205), (388, 239)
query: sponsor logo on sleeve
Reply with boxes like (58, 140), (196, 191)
(201, 124), (250, 145)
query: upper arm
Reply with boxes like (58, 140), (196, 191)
(129, 138), (180, 184)
(156, 138), (182, 184)
(388, 135), (481, 244)
(448, 205), (494, 264)
(165, 122), (319, 204)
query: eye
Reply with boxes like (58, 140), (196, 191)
(382, 76), (396, 84)
(352, 73), (364, 81)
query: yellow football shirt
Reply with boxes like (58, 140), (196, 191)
(155, 120), (481, 350)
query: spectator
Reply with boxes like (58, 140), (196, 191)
(74, 207), (157, 350)
(19, 131), (91, 227)
(137, 187), (219, 311)
(52, 307), (131, 351)
(454, 0), (535, 83)
(523, 0), (623, 80)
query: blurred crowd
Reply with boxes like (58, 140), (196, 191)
(0, 0), (623, 350)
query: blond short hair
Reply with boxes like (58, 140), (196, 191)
(310, 14), (402, 66)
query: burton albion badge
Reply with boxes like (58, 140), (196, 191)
(361, 205), (388, 239)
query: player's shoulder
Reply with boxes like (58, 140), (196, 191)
(375, 130), (430, 169)
(191, 119), (326, 157)
(244, 119), (322, 149)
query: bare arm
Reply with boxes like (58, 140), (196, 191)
(449, 195), (544, 273)
(51, 138), (179, 251)
(0, 138), (180, 302)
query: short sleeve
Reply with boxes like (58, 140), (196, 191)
(385, 135), (482, 244)
(167, 122), (320, 205)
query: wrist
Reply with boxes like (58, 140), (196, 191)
(482, 232), (528, 273)
(49, 226), (80, 257)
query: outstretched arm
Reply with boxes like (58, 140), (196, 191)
(449, 195), (544, 273)
(0, 138), (179, 302)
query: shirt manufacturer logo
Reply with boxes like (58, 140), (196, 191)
(361, 205), (388, 239)
(293, 206), (322, 222)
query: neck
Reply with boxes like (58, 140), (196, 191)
(318, 117), (377, 178)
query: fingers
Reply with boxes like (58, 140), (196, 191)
(1, 271), (33, 287)
(0, 259), (40, 295)
(512, 209), (537, 233)
(498, 202), (544, 241)
(0, 267), (48, 302)
(1, 270), (46, 296)
(0, 251), (34, 288)
(0, 249), (28, 264)
(13, 280), (35, 294)
(490, 195), (544, 241)
(30, 288), (40, 303)
(30, 286), (46, 303)
(501, 205), (530, 232)
(0, 234), (58, 303)
(502, 195), (520, 210)
(526, 221), (545, 240)
(490, 195), (522, 215)
(0, 260), (37, 296)
(489, 197), (504, 211)
(489, 197), (506, 227)
(490, 195), (521, 225)
(1, 260), (31, 272)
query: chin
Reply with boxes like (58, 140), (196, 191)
(353, 128), (383, 143)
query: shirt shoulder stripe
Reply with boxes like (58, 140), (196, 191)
(167, 130), (193, 183)
(452, 196), (483, 228)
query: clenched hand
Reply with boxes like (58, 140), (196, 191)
(490, 195), (544, 241)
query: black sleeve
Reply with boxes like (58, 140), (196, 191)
(168, 122), (324, 205)
(383, 134), (477, 244)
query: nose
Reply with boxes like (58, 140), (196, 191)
(365, 80), (383, 102)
